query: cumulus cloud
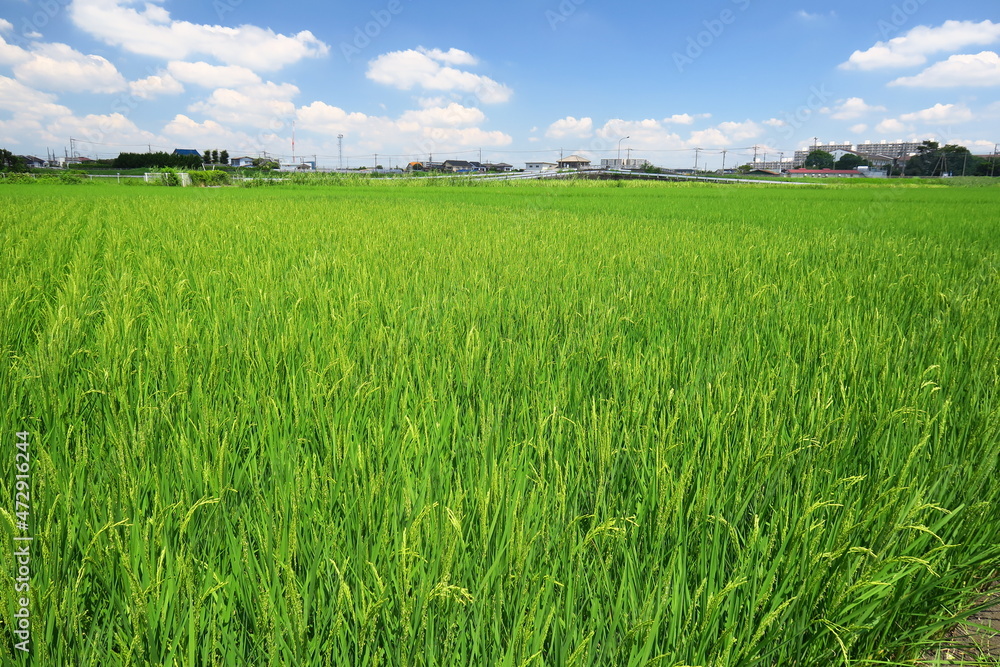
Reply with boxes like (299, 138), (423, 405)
(889, 51), (1000, 87)
(840, 19), (1000, 70)
(875, 118), (907, 134)
(663, 113), (711, 125)
(822, 97), (887, 120)
(898, 103), (974, 124)
(166, 61), (262, 89)
(12, 41), (126, 93)
(398, 103), (486, 129)
(0, 75), (71, 116)
(545, 116), (593, 139)
(69, 0), (329, 71)
(162, 113), (256, 147)
(366, 47), (513, 104)
(0, 19), (13, 34)
(0, 34), (30, 66)
(129, 72), (184, 99)
(188, 81), (299, 128)
(417, 47), (478, 66)
(295, 101), (512, 155)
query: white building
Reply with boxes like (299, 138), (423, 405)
(601, 158), (651, 170)
(525, 161), (557, 171)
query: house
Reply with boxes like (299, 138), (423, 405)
(786, 168), (863, 178)
(172, 149), (202, 158)
(406, 161), (425, 172)
(443, 159), (476, 172)
(483, 162), (513, 172)
(230, 156), (255, 168)
(748, 169), (782, 176)
(525, 161), (557, 171)
(557, 155), (591, 169)
(19, 156), (47, 168)
(467, 161), (488, 173)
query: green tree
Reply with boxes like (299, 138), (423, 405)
(736, 164), (752, 174)
(804, 150), (835, 169)
(834, 153), (870, 170)
(212, 149), (220, 164)
(0, 149), (28, 172)
(904, 144), (978, 177)
(219, 150), (229, 166)
(252, 157), (279, 170)
(204, 150), (212, 164)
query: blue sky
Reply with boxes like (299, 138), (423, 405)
(1, 0), (998, 169)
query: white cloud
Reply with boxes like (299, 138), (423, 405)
(889, 51), (1000, 87)
(714, 120), (762, 142)
(898, 103), (974, 124)
(12, 42), (126, 93)
(129, 72), (184, 99)
(166, 61), (262, 89)
(366, 47), (513, 104)
(822, 97), (887, 120)
(295, 101), (512, 156)
(663, 113), (711, 125)
(417, 47), (478, 66)
(841, 20), (1000, 70)
(162, 113), (255, 147)
(850, 123), (869, 134)
(763, 118), (786, 127)
(188, 81), (299, 128)
(0, 34), (29, 66)
(875, 118), (908, 134)
(0, 19), (15, 33)
(545, 116), (593, 139)
(398, 104), (486, 129)
(0, 75), (71, 116)
(69, 0), (329, 72)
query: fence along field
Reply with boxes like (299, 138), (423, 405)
(1, 181), (998, 665)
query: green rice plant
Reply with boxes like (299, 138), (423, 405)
(0, 181), (998, 665)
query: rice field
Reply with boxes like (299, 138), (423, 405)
(1, 180), (999, 666)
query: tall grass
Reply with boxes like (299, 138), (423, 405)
(1, 182), (998, 665)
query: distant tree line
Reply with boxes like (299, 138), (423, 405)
(897, 141), (994, 177)
(112, 152), (202, 170)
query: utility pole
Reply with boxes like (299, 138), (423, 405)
(992, 143), (998, 178)
(813, 137), (819, 151)
(374, 153), (377, 170)
(693, 147), (701, 172)
(721, 150), (727, 173)
(337, 134), (344, 170)
(752, 145), (758, 164)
